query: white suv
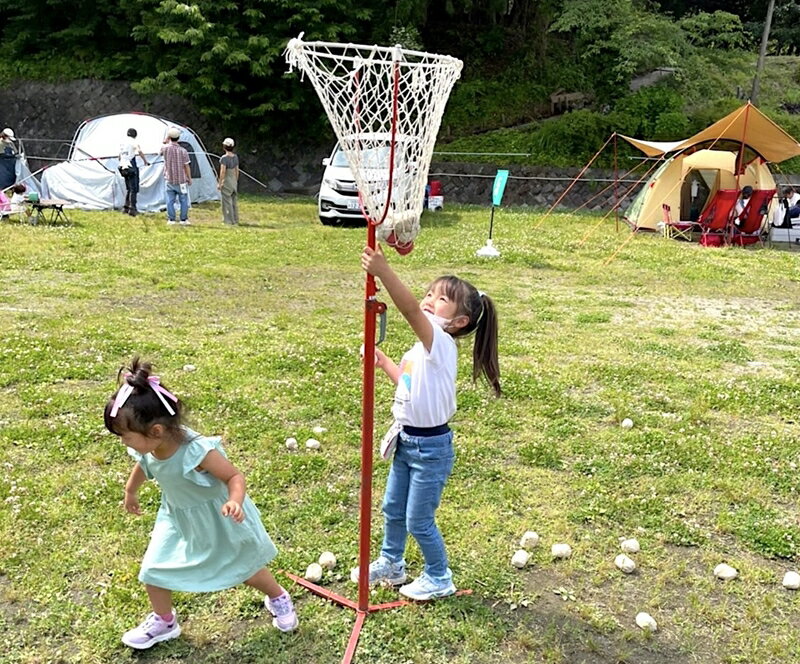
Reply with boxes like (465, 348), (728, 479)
(318, 134), (412, 226)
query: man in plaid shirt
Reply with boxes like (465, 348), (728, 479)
(160, 127), (193, 225)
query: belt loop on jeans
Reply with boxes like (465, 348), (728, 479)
(402, 424), (450, 437)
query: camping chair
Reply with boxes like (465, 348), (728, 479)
(697, 189), (738, 247)
(730, 188), (775, 247)
(661, 203), (697, 241)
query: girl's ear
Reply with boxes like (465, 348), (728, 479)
(450, 314), (470, 331)
(148, 423), (166, 438)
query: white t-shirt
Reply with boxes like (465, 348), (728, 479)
(391, 318), (458, 428)
(119, 138), (141, 169)
(9, 192), (26, 213)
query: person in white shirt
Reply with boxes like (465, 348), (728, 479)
(733, 185), (754, 227)
(352, 244), (501, 601)
(119, 128), (150, 216)
(773, 185), (800, 228)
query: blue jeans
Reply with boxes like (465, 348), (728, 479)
(381, 430), (455, 582)
(166, 182), (188, 221)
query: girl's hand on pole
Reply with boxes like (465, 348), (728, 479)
(361, 244), (388, 278)
(123, 490), (141, 515)
(222, 500), (245, 523)
(359, 344), (380, 368)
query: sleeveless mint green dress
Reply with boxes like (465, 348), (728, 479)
(128, 429), (277, 592)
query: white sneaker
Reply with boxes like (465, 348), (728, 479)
(121, 612), (181, 649)
(167, 220), (177, 225)
(399, 572), (456, 601)
(179, 220), (191, 226)
(350, 556), (407, 586)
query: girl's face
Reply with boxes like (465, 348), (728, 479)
(120, 425), (170, 456)
(420, 283), (469, 332)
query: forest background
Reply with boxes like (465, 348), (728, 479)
(1, 0), (800, 170)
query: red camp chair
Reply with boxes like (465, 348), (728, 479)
(661, 203), (698, 241)
(730, 188), (775, 246)
(697, 189), (738, 247)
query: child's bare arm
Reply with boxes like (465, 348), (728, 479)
(361, 245), (434, 351)
(199, 449), (246, 522)
(124, 463), (147, 515)
(376, 349), (402, 384)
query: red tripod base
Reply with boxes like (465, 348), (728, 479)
(284, 571), (472, 664)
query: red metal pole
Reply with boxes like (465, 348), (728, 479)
(358, 220), (378, 614)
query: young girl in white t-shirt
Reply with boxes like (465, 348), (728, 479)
(354, 244), (500, 600)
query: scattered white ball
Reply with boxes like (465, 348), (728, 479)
(304, 562), (323, 583)
(635, 612), (658, 632)
(318, 551), (337, 570)
(783, 571), (800, 590)
(511, 549), (531, 569)
(182, 364), (196, 372)
(615, 553), (636, 574)
(621, 538), (640, 554)
(312, 426), (327, 434)
(621, 418), (634, 429)
(305, 438), (321, 450)
(551, 543), (572, 559)
(285, 437), (298, 451)
(714, 563), (738, 580)
(520, 531), (540, 550)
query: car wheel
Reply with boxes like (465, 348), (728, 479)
(320, 216), (340, 226)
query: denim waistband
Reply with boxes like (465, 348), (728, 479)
(402, 424), (450, 437)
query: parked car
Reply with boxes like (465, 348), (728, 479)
(318, 133), (413, 226)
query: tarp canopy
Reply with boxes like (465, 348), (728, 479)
(620, 103), (800, 163)
(41, 113), (219, 212)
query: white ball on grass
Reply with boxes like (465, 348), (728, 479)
(511, 550), (531, 569)
(714, 563), (738, 580)
(304, 563), (323, 583)
(318, 551), (337, 570)
(615, 554), (636, 574)
(551, 543), (572, 559)
(621, 418), (634, 429)
(520, 531), (540, 550)
(783, 571), (800, 589)
(635, 612), (658, 631)
(621, 538), (640, 554)
(306, 438), (321, 450)
(183, 364), (196, 372)
(285, 437), (298, 451)
(312, 426), (327, 434)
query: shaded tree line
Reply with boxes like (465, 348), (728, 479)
(0, 0), (796, 140)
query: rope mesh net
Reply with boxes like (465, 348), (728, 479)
(285, 35), (463, 247)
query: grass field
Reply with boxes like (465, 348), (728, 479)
(1, 196), (800, 664)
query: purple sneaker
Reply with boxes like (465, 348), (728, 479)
(265, 589), (298, 632)
(121, 612), (181, 649)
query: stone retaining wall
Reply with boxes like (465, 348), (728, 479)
(3, 79), (799, 210)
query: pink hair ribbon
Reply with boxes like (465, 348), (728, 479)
(109, 373), (178, 417)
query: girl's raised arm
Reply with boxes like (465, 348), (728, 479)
(361, 245), (434, 351)
(199, 450), (246, 522)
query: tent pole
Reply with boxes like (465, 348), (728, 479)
(613, 133), (619, 232)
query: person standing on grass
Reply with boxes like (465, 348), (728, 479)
(119, 128), (150, 217)
(353, 244), (501, 601)
(160, 127), (192, 225)
(104, 357), (298, 650)
(217, 137), (240, 225)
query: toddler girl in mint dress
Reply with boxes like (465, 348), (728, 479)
(104, 358), (298, 650)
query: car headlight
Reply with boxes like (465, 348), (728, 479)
(322, 177), (336, 188)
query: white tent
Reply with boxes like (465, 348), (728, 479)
(41, 113), (219, 212)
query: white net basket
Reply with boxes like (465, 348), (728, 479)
(285, 34), (463, 247)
